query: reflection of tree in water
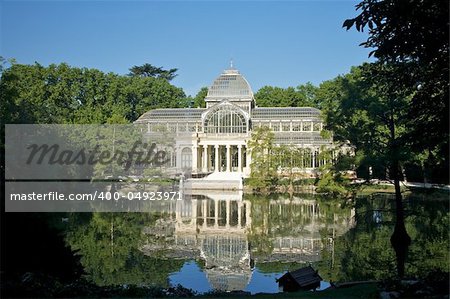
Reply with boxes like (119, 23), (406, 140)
(327, 193), (449, 282)
(65, 192), (449, 291)
(65, 212), (184, 287)
(246, 194), (355, 266)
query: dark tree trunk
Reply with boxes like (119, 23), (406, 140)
(388, 113), (411, 278)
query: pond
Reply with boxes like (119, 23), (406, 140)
(2, 191), (449, 295)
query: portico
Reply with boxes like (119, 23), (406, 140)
(192, 143), (248, 173)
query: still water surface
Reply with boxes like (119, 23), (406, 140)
(63, 191), (448, 294)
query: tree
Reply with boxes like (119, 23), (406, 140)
(343, 0), (449, 184)
(343, 0), (449, 277)
(247, 126), (277, 190)
(128, 63), (178, 81)
(319, 62), (415, 276)
(254, 83), (318, 108)
(0, 56), (16, 75)
(192, 87), (208, 108)
(297, 82), (319, 107)
(0, 62), (187, 125)
(315, 146), (356, 197)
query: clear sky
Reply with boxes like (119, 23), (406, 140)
(1, 1), (372, 96)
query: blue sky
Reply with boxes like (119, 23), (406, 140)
(1, 1), (372, 96)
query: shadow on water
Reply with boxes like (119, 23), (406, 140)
(390, 205), (411, 279)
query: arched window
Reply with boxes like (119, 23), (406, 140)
(204, 105), (247, 134)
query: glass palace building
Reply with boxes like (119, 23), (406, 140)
(135, 66), (333, 178)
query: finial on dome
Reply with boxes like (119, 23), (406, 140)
(224, 59), (239, 74)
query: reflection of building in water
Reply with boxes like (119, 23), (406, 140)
(174, 192), (252, 291)
(141, 193), (355, 291)
(142, 192), (253, 291)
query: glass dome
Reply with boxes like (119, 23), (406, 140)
(206, 68), (253, 99)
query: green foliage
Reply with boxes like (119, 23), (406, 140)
(343, 0), (448, 64)
(331, 194), (450, 282)
(343, 0), (449, 183)
(255, 83), (318, 107)
(128, 63), (178, 81)
(341, 225), (398, 281)
(257, 261), (304, 274)
(88, 126), (142, 180)
(316, 171), (349, 197)
(66, 213), (184, 287)
(315, 145), (357, 197)
(318, 62), (415, 185)
(191, 86), (208, 108)
(0, 62), (187, 126)
(247, 126), (277, 190)
(0, 61), (188, 162)
(0, 56), (16, 76)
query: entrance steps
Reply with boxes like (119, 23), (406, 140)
(183, 172), (243, 190)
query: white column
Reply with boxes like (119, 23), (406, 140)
(192, 199), (197, 226)
(226, 145), (231, 172)
(312, 148), (316, 168)
(237, 144), (242, 173)
(202, 145), (208, 172)
(192, 146), (197, 172)
(214, 145), (219, 172)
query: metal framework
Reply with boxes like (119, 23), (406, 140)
(206, 68), (253, 99)
(204, 103), (248, 134)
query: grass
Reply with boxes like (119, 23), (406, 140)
(357, 184), (396, 195)
(170, 283), (380, 299)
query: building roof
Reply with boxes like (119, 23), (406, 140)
(288, 266), (322, 287)
(205, 68), (254, 100)
(277, 265), (322, 289)
(135, 108), (205, 123)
